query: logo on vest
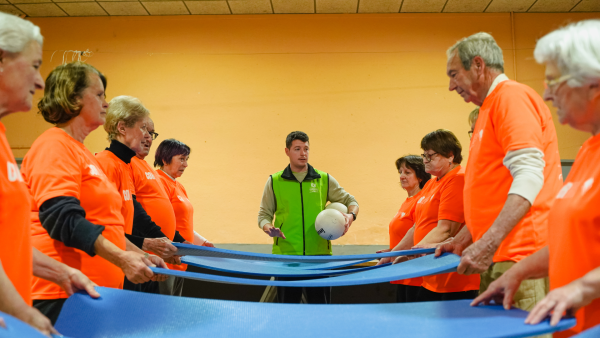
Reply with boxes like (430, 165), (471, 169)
(400, 212), (406, 218)
(583, 178), (594, 194)
(145, 172), (156, 180)
(178, 195), (185, 202)
(123, 189), (131, 201)
(310, 182), (318, 193)
(556, 182), (573, 199)
(7, 162), (22, 182)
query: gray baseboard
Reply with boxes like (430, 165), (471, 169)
(215, 244), (388, 255)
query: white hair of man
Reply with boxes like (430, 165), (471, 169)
(447, 32), (504, 73)
(0, 12), (43, 54)
(534, 19), (600, 88)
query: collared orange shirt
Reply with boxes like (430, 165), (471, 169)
(95, 150), (135, 235)
(157, 170), (194, 271)
(414, 166), (480, 293)
(465, 80), (562, 263)
(0, 122), (33, 305)
(389, 190), (422, 286)
(548, 134), (600, 337)
(22, 128), (125, 299)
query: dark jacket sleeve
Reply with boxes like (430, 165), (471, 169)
(173, 231), (186, 243)
(132, 195), (167, 239)
(124, 234), (145, 249)
(39, 196), (105, 257)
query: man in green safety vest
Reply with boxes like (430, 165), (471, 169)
(257, 131), (359, 303)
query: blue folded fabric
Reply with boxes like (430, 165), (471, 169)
(174, 242), (434, 262)
(0, 311), (56, 338)
(182, 255), (385, 277)
(573, 324), (600, 337)
(55, 286), (576, 338)
(155, 253), (459, 287)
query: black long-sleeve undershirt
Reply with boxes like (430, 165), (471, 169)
(39, 196), (105, 257)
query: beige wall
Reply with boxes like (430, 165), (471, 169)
(6, 13), (597, 245)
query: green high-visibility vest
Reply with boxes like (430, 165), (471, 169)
(271, 164), (330, 256)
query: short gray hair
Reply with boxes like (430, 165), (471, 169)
(534, 19), (600, 88)
(447, 32), (504, 73)
(0, 12), (43, 53)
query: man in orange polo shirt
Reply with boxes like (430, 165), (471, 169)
(436, 32), (563, 310)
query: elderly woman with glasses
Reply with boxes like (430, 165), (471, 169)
(95, 96), (179, 293)
(0, 14), (100, 334)
(154, 139), (213, 296)
(387, 129), (480, 302)
(377, 155), (431, 303)
(474, 20), (600, 336)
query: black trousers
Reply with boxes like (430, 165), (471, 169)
(395, 284), (421, 303)
(416, 287), (479, 302)
(276, 277), (331, 304)
(123, 277), (160, 294)
(32, 298), (67, 325)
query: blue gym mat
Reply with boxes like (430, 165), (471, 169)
(174, 242), (434, 262)
(153, 253), (459, 287)
(182, 255), (385, 277)
(0, 311), (62, 338)
(55, 286), (576, 338)
(184, 256), (370, 271)
(573, 324), (600, 337)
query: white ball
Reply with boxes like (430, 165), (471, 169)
(315, 209), (345, 241)
(325, 202), (348, 214)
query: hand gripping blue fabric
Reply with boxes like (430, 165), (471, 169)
(181, 255), (385, 277)
(55, 286), (576, 338)
(0, 311), (61, 338)
(154, 253), (459, 287)
(573, 324), (600, 337)
(174, 242), (434, 262)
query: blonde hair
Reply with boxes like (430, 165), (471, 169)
(468, 107), (479, 127)
(38, 62), (105, 125)
(104, 95), (149, 141)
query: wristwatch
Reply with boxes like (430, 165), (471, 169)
(350, 212), (356, 221)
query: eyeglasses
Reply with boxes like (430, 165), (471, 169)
(468, 130), (473, 139)
(544, 74), (572, 93)
(420, 152), (438, 162)
(149, 132), (159, 140)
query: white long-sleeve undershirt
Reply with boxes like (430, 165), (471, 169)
(503, 147), (545, 205)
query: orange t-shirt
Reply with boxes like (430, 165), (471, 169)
(547, 134), (600, 337)
(95, 150), (135, 235)
(389, 190), (422, 287)
(157, 170), (194, 271)
(0, 122), (33, 305)
(130, 157), (176, 240)
(414, 166), (480, 293)
(465, 80), (562, 263)
(22, 128), (126, 300)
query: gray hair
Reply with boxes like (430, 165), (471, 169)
(0, 12), (43, 54)
(447, 32), (504, 73)
(534, 19), (600, 88)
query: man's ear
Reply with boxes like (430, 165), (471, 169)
(285, 147), (290, 157)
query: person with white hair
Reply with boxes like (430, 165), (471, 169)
(435, 31), (563, 311)
(474, 19), (600, 336)
(0, 13), (98, 335)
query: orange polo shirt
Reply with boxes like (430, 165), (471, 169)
(548, 134), (600, 337)
(464, 80), (562, 263)
(0, 122), (33, 305)
(95, 150), (135, 235)
(414, 166), (480, 293)
(22, 128), (126, 300)
(389, 190), (422, 287)
(157, 170), (194, 271)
